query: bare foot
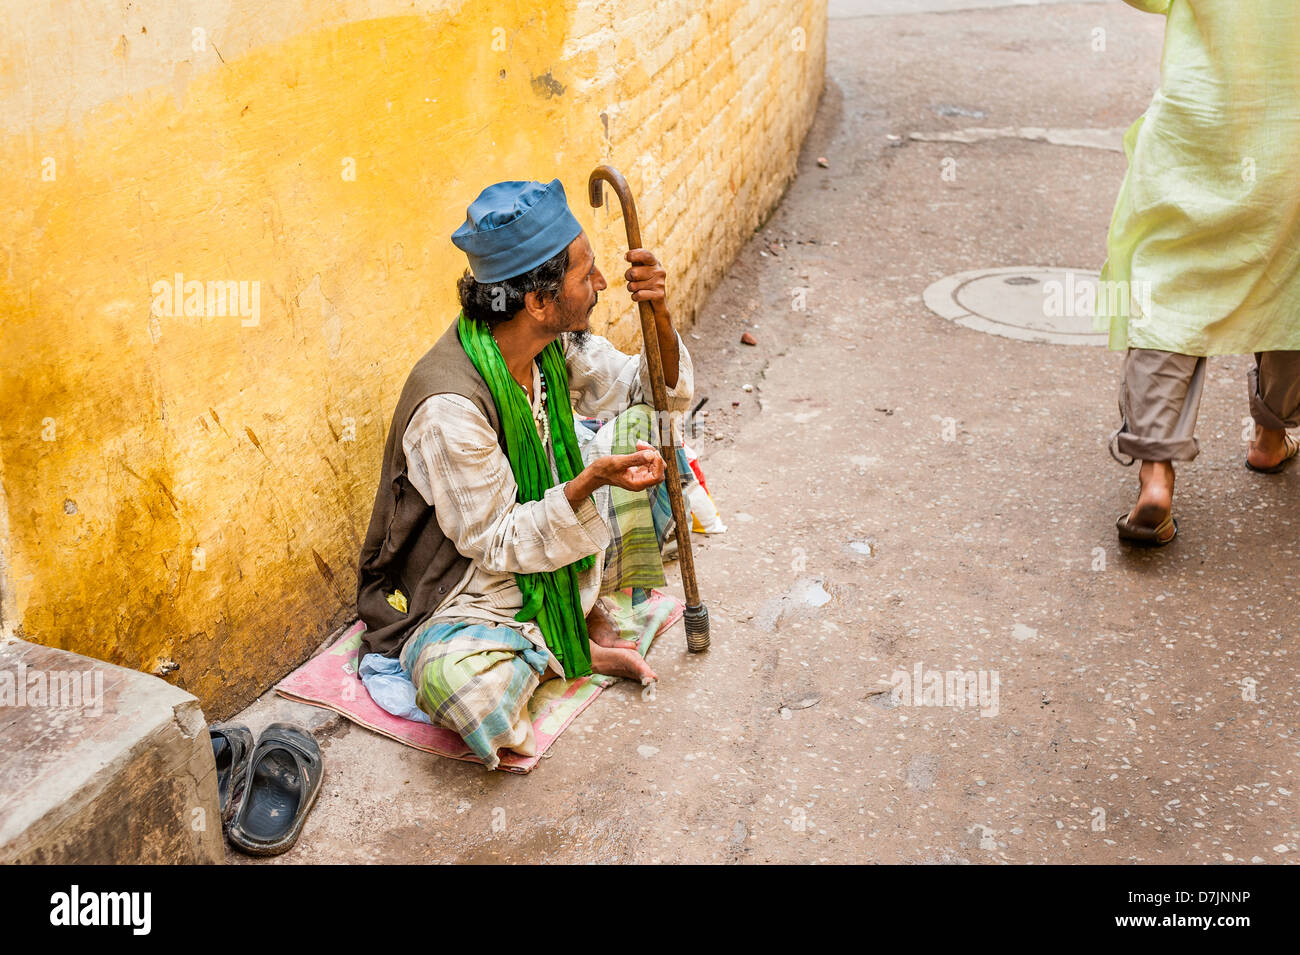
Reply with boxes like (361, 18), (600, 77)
(586, 600), (637, 650)
(1247, 425), (1293, 470)
(589, 642), (657, 683)
(1127, 460), (1175, 531)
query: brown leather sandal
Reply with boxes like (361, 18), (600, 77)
(1116, 511), (1178, 547)
(1245, 432), (1299, 474)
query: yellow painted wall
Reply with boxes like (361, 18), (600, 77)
(0, 0), (826, 716)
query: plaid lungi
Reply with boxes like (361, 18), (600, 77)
(403, 402), (673, 769)
(584, 403), (670, 594)
(400, 619), (550, 771)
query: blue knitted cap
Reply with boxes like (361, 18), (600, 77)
(451, 178), (583, 284)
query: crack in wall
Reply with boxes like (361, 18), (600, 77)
(0, 451), (14, 634)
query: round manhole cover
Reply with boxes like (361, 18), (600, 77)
(923, 267), (1110, 346)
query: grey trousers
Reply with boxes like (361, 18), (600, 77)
(1111, 349), (1300, 464)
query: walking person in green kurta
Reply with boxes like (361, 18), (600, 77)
(1101, 0), (1300, 546)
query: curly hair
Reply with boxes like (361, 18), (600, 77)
(456, 246), (571, 328)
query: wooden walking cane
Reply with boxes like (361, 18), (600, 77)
(587, 164), (710, 653)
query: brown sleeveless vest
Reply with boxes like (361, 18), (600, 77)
(355, 318), (509, 660)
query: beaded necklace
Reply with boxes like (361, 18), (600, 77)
(533, 365), (550, 448)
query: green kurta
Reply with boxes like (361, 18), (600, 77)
(1100, 0), (1300, 356)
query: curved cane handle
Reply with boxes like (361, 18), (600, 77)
(587, 165), (644, 251)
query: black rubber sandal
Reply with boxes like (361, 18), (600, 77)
(209, 723), (254, 826)
(226, 723), (324, 857)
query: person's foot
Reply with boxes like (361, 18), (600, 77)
(589, 642), (657, 684)
(585, 600), (637, 650)
(1246, 426), (1296, 471)
(1126, 459), (1175, 532)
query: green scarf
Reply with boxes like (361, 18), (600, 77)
(456, 310), (594, 678)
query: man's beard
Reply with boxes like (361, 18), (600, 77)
(556, 292), (596, 349)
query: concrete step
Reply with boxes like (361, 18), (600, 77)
(0, 635), (224, 864)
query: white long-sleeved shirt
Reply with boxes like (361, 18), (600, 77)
(401, 328), (694, 675)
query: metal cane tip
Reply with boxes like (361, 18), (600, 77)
(683, 603), (710, 653)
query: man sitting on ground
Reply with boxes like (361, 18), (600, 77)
(356, 178), (693, 769)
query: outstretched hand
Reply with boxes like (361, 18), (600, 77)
(601, 440), (666, 491)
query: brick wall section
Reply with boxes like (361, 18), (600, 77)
(565, 0), (828, 348)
